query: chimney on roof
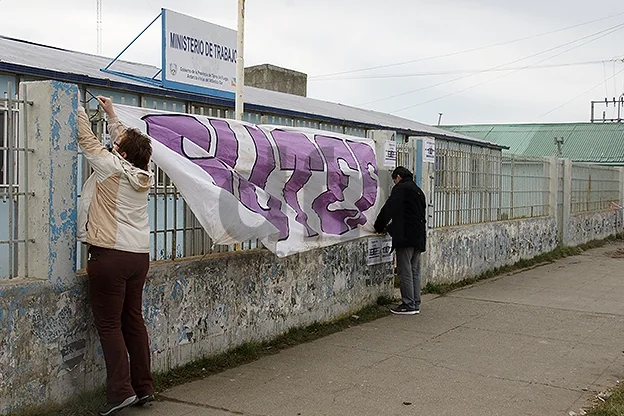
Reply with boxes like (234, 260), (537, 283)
(244, 64), (307, 97)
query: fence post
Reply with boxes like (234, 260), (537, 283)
(620, 167), (624, 234)
(510, 156), (515, 219)
(19, 81), (78, 286)
(561, 159), (573, 246)
(412, 137), (435, 229)
(411, 137), (436, 285)
(367, 130), (395, 203)
(547, 157), (558, 219)
(620, 167), (624, 209)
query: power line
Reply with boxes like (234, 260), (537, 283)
(391, 23), (624, 113)
(310, 10), (624, 80)
(310, 59), (617, 81)
(536, 66), (624, 119)
(358, 21), (624, 108)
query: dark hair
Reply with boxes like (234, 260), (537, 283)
(117, 128), (152, 171)
(391, 166), (413, 180)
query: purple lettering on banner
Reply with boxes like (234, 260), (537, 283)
(244, 125), (275, 189)
(209, 119), (238, 168)
(142, 114), (234, 194)
(312, 135), (361, 235)
(142, 115), (290, 239)
(240, 125), (289, 240)
(345, 141), (378, 228)
(272, 130), (324, 237)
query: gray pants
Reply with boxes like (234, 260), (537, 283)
(396, 247), (422, 310)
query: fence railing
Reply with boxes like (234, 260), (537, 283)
(433, 148), (502, 227)
(431, 150), (552, 228)
(2, 88), (623, 277)
(571, 163), (621, 214)
(500, 155), (551, 220)
(146, 166), (260, 262)
(0, 84), (33, 279)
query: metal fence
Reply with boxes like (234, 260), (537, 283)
(571, 163), (621, 213)
(431, 143), (552, 228)
(0, 84), (32, 279)
(557, 159), (565, 242)
(500, 155), (551, 220)
(396, 140), (416, 176)
(433, 146), (501, 227)
(3, 84), (623, 277)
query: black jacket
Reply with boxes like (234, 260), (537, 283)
(374, 178), (427, 251)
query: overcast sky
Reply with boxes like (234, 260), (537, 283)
(1, 0), (623, 125)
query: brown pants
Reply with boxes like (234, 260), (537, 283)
(88, 246), (154, 403)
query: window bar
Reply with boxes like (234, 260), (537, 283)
(12, 93), (19, 276)
(163, 170), (169, 259)
(152, 169), (158, 260)
(22, 84), (31, 278)
(172, 180), (178, 259)
(5, 87), (16, 278)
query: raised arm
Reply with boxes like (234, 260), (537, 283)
(76, 96), (122, 179)
(96, 96), (125, 146)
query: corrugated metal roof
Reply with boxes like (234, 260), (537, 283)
(0, 35), (503, 149)
(444, 123), (624, 164)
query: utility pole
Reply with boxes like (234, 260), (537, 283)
(590, 96), (624, 123)
(437, 112), (443, 126)
(235, 0), (245, 121)
(96, 0), (102, 54)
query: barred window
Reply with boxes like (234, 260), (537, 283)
(0, 115), (5, 186)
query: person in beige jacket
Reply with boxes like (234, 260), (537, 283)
(77, 95), (155, 415)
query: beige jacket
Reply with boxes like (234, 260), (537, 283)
(76, 107), (154, 253)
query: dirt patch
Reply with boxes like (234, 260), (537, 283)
(607, 249), (624, 259)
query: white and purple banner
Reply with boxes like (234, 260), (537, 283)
(115, 105), (383, 257)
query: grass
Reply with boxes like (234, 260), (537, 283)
(8, 389), (105, 416)
(9, 296), (393, 416)
(585, 387), (624, 416)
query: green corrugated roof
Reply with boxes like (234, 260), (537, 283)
(442, 123), (624, 164)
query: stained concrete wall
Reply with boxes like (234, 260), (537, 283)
(565, 210), (624, 247)
(1, 241), (393, 414)
(17, 80), (79, 284)
(423, 217), (559, 284)
(1, 80), (86, 414)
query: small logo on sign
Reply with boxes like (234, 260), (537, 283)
(169, 63), (178, 76)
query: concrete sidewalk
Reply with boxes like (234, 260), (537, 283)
(125, 241), (624, 416)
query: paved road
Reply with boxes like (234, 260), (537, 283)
(125, 241), (624, 416)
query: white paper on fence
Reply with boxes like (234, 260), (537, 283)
(114, 105), (383, 257)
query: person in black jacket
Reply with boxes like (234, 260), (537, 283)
(374, 166), (427, 315)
